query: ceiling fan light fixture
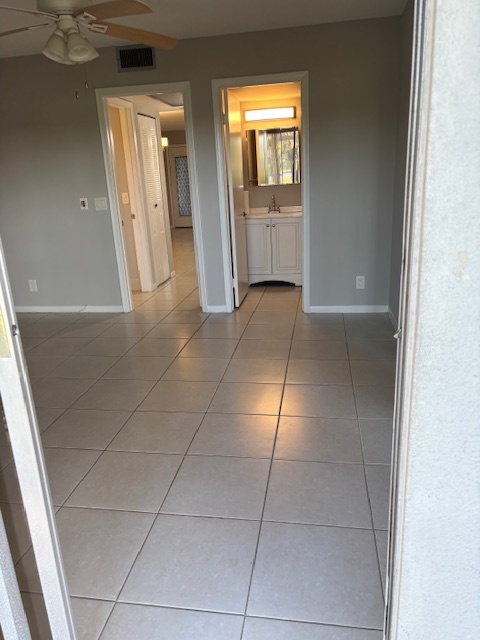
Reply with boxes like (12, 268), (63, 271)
(67, 29), (98, 62)
(42, 28), (69, 64)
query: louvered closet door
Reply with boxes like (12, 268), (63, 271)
(138, 114), (170, 286)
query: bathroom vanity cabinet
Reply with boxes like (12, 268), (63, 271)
(245, 213), (302, 285)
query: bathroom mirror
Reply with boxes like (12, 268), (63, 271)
(246, 126), (300, 187)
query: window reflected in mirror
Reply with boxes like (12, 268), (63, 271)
(247, 127), (300, 186)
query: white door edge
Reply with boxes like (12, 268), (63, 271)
(0, 238), (76, 639)
(386, 0), (430, 638)
(0, 509), (31, 639)
(96, 94), (133, 312)
(136, 113), (170, 287)
(114, 100), (155, 292)
(107, 99), (154, 292)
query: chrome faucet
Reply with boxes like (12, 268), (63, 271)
(268, 195), (280, 213)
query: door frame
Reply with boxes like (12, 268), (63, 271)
(222, 89), (249, 307)
(108, 98), (153, 293)
(0, 237), (76, 639)
(212, 71), (310, 313)
(96, 82), (207, 312)
(385, 0), (430, 636)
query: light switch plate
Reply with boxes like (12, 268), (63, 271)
(121, 192), (130, 204)
(80, 197), (88, 210)
(94, 197), (108, 211)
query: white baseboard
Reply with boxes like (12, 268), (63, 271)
(307, 305), (389, 313)
(388, 306), (399, 330)
(15, 305), (124, 313)
(204, 305), (229, 313)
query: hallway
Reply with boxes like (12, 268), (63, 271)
(2, 229), (394, 638)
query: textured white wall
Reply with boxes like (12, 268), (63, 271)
(392, 1), (480, 638)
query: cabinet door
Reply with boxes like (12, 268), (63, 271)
(246, 220), (272, 275)
(272, 219), (302, 274)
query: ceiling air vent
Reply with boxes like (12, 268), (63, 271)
(116, 45), (156, 72)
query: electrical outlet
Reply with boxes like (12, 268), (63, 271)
(356, 276), (365, 290)
(29, 280), (38, 292)
(80, 197), (88, 210)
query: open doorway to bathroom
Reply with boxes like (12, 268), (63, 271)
(213, 73), (307, 312)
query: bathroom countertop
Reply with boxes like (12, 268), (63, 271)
(247, 206), (302, 218)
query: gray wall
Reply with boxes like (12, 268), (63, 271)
(0, 71), (122, 307)
(0, 18), (400, 309)
(389, 0), (414, 323)
(248, 184), (302, 209)
(164, 130), (187, 146)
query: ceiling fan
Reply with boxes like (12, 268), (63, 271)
(0, 0), (178, 64)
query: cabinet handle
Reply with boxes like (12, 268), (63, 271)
(266, 224), (270, 228)
(272, 224), (276, 227)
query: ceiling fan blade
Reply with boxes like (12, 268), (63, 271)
(92, 21), (177, 50)
(0, 5), (56, 20)
(0, 23), (51, 38)
(76, 0), (152, 20)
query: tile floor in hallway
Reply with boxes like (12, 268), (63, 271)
(1, 230), (395, 639)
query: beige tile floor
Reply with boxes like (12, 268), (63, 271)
(1, 229), (395, 639)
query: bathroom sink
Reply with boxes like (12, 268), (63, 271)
(279, 206), (302, 215)
(247, 206), (302, 218)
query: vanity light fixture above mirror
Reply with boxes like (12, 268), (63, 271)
(244, 107), (296, 122)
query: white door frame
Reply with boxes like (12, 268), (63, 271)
(108, 98), (154, 293)
(212, 71), (309, 313)
(0, 237), (76, 639)
(0, 508), (31, 638)
(96, 82), (207, 311)
(223, 90), (249, 307)
(385, 0), (429, 636)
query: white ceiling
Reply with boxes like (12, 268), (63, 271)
(124, 92), (185, 130)
(0, 0), (408, 59)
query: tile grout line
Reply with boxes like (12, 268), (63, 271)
(10, 240), (203, 635)
(239, 286), (300, 638)
(10, 282), (200, 580)
(5, 502), (390, 533)
(345, 324), (386, 601)
(13, 271), (392, 635)
(96, 273), (229, 634)
(96, 394), (218, 637)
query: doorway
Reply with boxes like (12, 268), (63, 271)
(212, 72), (309, 312)
(106, 95), (175, 303)
(96, 82), (207, 312)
